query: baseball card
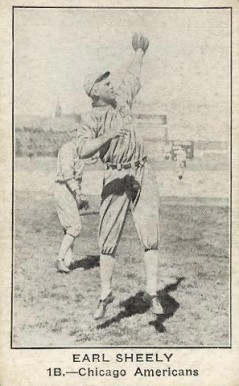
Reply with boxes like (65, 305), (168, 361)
(0, 0), (239, 385)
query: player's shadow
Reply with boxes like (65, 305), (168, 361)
(97, 277), (185, 333)
(70, 255), (100, 271)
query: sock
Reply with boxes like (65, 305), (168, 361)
(64, 247), (73, 267)
(144, 249), (159, 296)
(100, 253), (115, 300)
(58, 234), (74, 262)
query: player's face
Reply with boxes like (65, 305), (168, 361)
(97, 77), (115, 103)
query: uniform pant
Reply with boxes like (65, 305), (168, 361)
(54, 182), (82, 238)
(99, 161), (160, 255)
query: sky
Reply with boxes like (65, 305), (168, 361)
(14, 8), (230, 141)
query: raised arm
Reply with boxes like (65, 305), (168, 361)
(128, 48), (144, 78)
(115, 34), (150, 109)
(129, 33), (149, 77)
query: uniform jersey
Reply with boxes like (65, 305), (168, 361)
(76, 71), (145, 164)
(56, 141), (84, 192)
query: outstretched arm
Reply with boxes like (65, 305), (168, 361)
(128, 48), (145, 78)
(128, 33), (149, 77)
(116, 33), (150, 108)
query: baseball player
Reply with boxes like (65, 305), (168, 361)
(76, 33), (163, 319)
(54, 125), (89, 273)
(175, 147), (187, 180)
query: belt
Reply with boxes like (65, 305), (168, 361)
(105, 156), (147, 171)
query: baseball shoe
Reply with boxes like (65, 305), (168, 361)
(94, 292), (115, 320)
(56, 259), (70, 274)
(142, 292), (164, 315)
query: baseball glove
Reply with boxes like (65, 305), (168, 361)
(132, 32), (140, 51)
(140, 35), (149, 53)
(76, 193), (89, 210)
(132, 33), (149, 53)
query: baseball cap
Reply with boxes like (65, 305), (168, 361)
(84, 71), (110, 97)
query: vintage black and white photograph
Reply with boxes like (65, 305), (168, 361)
(12, 6), (231, 348)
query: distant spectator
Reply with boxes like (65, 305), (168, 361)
(175, 148), (187, 180)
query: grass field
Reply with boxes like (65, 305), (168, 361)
(13, 176), (230, 347)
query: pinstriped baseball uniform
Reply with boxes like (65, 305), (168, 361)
(77, 71), (160, 254)
(54, 141), (84, 237)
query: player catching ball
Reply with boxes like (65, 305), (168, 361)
(77, 33), (163, 319)
(54, 125), (89, 273)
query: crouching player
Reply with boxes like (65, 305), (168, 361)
(54, 125), (89, 273)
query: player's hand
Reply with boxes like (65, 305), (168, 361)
(105, 127), (130, 140)
(118, 127), (130, 137)
(75, 192), (89, 210)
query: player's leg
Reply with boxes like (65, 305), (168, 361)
(94, 171), (130, 319)
(93, 253), (116, 320)
(54, 183), (82, 273)
(144, 249), (159, 296)
(132, 163), (163, 314)
(99, 253), (115, 301)
(63, 238), (75, 268)
(57, 233), (75, 273)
